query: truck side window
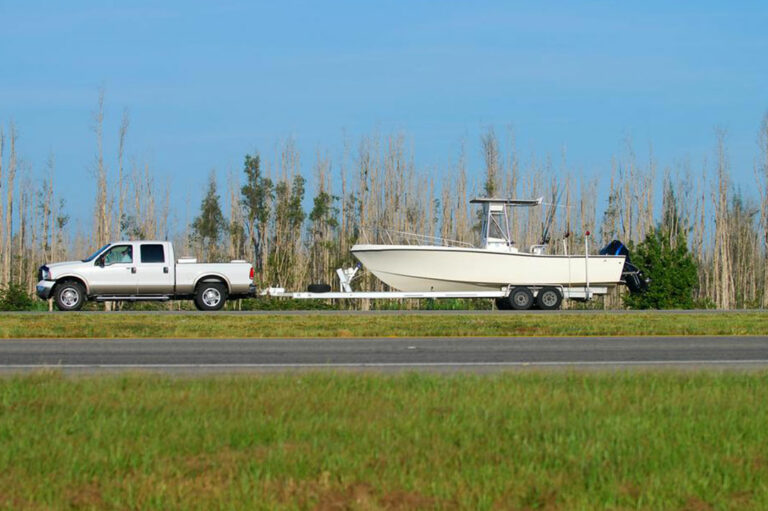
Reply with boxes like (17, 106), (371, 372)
(140, 244), (165, 263)
(104, 245), (133, 265)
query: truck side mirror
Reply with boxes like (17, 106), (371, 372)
(96, 257), (105, 268)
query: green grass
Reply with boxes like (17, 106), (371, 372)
(0, 311), (765, 338)
(2, 372), (768, 509)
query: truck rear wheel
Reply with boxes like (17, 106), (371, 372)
(54, 281), (86, 311)
(194, 282), (228, 311)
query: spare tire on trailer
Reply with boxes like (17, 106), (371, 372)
(307, 283), (332, 293)
(535, 286), (563, 310)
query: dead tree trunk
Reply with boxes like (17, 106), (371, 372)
(0, 126), (4, 284)
(4, 124), (17, 284)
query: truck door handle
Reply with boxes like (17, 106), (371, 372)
(163, 267), (169, 274)
(131, 267), (137, 274)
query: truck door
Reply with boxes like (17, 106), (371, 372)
(90, 244), (138, 295)
(135, 243), (174, 294)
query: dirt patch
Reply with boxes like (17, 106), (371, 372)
(310, 482), (437, 511)
(729, 490), (753, 507)
(66, 481), (103, 509)
(379, 489), (435, 510)
(618, 482), (641, 500)
(680, 496), (713, 511)
(314, 483), (376, 510)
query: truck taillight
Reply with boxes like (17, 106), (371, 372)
(249, 267), (254, 280)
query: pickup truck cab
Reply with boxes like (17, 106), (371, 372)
(36, 241), (255, 311)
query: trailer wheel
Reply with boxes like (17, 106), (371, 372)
(536, 287), (562, 310)
(194, 282), (228, 311)
(54, 281), (86, 311)
(495, 297), (511, 310)
(509, 287), (534, 310)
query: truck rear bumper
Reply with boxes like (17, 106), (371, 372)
(36, 280), (55, 300)
(230, 284), (257, 299)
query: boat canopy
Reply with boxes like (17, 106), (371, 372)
(471, 198), (542, 250)
(470, 197), (543, 207)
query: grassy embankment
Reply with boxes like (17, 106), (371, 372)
(0, 311), (765, 338)
(2, 372), (767, 509)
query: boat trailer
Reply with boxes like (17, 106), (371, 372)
(262, 265), (608, 307)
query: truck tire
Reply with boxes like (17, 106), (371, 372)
(509, 287), (534, 310)
(495, 297), (511, 310)
(535, 287), (563, 310)
(194, 282), (228, 311)
(54, 281), (86, 311)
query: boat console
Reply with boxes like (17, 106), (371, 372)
(471, 197), (544, 253)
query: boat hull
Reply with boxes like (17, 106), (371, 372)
(351, 244), (625, 292)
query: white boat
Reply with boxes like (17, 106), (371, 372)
(351, 197), (627, 293)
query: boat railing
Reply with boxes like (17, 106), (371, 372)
(359, 226), (474, 248)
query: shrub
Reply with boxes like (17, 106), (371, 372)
(0, 282), (36, 311)
(624, 229), (698, 309)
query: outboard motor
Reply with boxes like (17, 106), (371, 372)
(599, 240), (649, 293)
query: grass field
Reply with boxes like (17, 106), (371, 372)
(1, 371), (767, 510)
(0, 311), (766, 338)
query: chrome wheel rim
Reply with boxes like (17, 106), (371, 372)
(541, 291), (558, 307)
(61, 287), (79, 307)
(202, 288), (221, 307)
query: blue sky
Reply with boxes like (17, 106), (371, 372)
(1, 1), (766, 228)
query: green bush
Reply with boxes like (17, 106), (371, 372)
(624, 229), (698, 309)
(0, 282), (37, 311)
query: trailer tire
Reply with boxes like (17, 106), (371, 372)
(509, 287), (534, 310)
(54, 281), (86, 311)
(194, 282), (228, 311)
(536, 287), (562, 310)
(307, 283), (331, 293)
(495, 297), (511, 310)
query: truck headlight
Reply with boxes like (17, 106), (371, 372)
(41, 267), (50, 280)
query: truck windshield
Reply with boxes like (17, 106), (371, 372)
(82, 244), (111, 262)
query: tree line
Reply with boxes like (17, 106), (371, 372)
(1, 96), (767, 309)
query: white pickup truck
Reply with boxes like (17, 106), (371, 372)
(36, 241), (255, 311)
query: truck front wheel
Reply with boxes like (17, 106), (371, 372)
(194, 282), (228, 311)
(54, 281), (86, 311)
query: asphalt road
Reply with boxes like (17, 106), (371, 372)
(2, 336), (768, 373)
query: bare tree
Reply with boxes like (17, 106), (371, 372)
(481, 127), (501, 197)
(0, 125), (4, 283)
(757, 113), (768, 307)
(117, 109), (129, 238)
(93, 88), (110, 247)
(712, 131), (734, 308)
(3, 123), (17, 283)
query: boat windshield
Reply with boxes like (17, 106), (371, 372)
(82, 244), (111, 262)
(488, 211), (508, 240)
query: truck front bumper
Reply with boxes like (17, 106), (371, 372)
(36, 280), (55, 300)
